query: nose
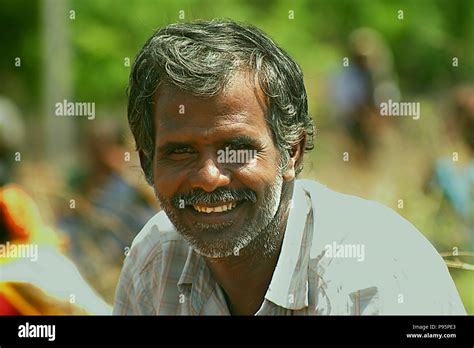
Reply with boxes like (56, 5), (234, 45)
(189, 157), (231, 192)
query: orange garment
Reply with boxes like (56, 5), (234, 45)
(0, 282), (87, 315)
(0, 184), (61, 250)
(0, 184), (109, 315)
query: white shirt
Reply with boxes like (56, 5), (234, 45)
(113, 179), (466, 315)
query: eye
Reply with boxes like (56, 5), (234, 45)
(171, 147), (195, 154)
(165, 146), (196, 160)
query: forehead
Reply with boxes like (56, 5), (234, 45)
(152, 72), (270, 142)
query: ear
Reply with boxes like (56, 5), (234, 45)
(138, 150), (153, 185)
(282, 134), (307, 182)
(138, 150), (147, 171)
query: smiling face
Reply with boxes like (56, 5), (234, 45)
(150, 72), (295, 258)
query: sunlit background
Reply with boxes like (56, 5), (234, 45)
(0, 0), (472, 314)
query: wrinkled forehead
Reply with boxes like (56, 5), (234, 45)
(151, 71), (270, 137)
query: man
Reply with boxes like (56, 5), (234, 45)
(114, 19), (466, 315)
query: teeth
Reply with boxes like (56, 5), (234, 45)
(193, 202), (237, 213)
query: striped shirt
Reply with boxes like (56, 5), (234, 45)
(113, 179), (466, 315)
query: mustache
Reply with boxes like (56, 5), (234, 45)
(172, 187), (257, 208)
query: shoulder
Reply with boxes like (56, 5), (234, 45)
(298, 180), (465, 314)
(298, 179), (438, 259)
(114, 211), (190, 314)
(125, 211), (188, 275)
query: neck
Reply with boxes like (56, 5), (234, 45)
(204, 180), (294, 315)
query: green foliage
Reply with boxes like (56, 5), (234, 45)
(2, 0), (473, 107)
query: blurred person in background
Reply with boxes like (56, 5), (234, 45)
(330, 28), (399, 163)
(0, 184), (111, 315)
(428, 85), (474, 251)
(58, 119), (157, 302)
(0, 98), (111, 315)
(0, 97), (24, 186)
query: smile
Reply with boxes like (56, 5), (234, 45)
(192, 202), (238, 213)
(184, 200), (248, 225)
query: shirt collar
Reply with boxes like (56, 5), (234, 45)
(177, 246), (199, 293)
(177, 246), (216, 314)
(263, 180), (313, 310)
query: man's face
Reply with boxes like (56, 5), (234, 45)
(151, 73), (291, 258)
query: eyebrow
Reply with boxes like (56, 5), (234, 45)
(224, 135), (260, 148)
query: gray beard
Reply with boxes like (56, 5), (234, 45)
(155, 174), (284, 259)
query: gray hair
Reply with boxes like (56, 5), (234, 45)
(127, 19), (314, 184)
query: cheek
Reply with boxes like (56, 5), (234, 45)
(233, 152), (281, 191)
(153, 163), (186, 201)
